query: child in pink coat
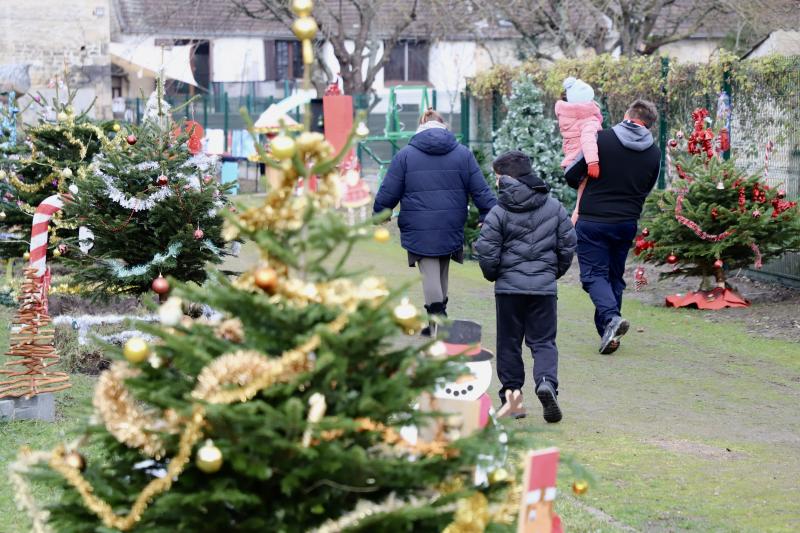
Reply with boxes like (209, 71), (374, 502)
(555, 77), (603, 224)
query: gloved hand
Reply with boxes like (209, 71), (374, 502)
(587, 162), (600, 179)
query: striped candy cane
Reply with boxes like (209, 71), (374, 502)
(29, 194), (64, 278)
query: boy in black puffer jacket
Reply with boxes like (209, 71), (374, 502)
(475, 151), (576, 423)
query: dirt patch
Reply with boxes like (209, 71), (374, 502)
(645, 438), (747, 461)
(559, 259), (800, 344)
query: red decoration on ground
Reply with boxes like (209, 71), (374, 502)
(666, 288), (749, 309)
(151, 275), (170, 295)
(126, 134), (137, 145)
(634, 266), (648, 291)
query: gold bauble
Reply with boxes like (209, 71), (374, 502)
(0, 211), (6, 220)
(61, 167), (73, 178)
(427, 341), (448, 358)
(57, 111), (68, 122)
(296, 131), (324, 152)
(196, 439), (223, 473)
(270, 135), (297, 160)
(23, 251), (30, 261)
(112, 123), (121, 132)
(393, 298), (420, 333)
(572, 479), (589, 495)
(123, 337), (150, 364)
(291, 0), (314, 16)
(64, 450), (86, 471)
(488, 468), (509, 485)
(355, 122), (370, 138)
(53, 249), (62, 258)
(254, 266), (279, 293)
(373, 227), (391, 243)
(65, 105), (74, 115)
(292, 16), (318, 40)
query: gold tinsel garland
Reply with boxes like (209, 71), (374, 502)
(8, 448), (56, 533)
(93, 362), (181, 458)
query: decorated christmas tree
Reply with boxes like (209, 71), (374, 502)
(62, 79), (231, 296)
(638, 108), (800, 297)
(0, 83), (113, 259)
(494, 74), (574, 207)
(11, 4), (532, 531)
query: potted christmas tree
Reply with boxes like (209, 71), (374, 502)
(638, 108), (800, 308)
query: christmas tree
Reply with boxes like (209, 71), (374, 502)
(494, 74), (574, 207)
(62, 79), (231, 296)
(0, 84), (113, 259)
(638, 108), (800, 289)
(12, 5), (527, 531)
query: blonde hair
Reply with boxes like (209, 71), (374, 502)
(419, 107), (445, 126)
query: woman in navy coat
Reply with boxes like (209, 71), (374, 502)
(373, 109), (496, 335)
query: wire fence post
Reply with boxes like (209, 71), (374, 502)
(658, 55), (670, 190)
(223, 92), (229, 154)
(461, 88), (470, 146)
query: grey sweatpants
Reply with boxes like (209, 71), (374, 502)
(417, 256), (450, 306)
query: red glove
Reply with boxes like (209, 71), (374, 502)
(587, 162), (600, 179)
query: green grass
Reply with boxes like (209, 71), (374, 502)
(2, 224), (799, 531)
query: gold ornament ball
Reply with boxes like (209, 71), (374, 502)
(112, 123), (121, 132)
(572, 479), (589, 496)
(296, 131), (324, 153)
(23, 251), (30, 261)
(291, 0), (314, 15)
(61, 167), (73, 178)
(488, 468), (510, 485)
(393, 298), (420, 333)
(64, 451), (86, 472)
(0, 211), (6, 220)
(196, 439), (223, 473)
(373, 227), (391, 243)
(57, 111), (68, 122)
(65, 105), (74, 115)
(123, 337), (151, 364)
(270, 135), (297, 160)
(254, 266), (279, 293)
(53, 249), (62, 258)
(292, 16), (318, 40)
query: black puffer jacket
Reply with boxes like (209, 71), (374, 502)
(475, 173), (576, 295)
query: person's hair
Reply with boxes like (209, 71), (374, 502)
(419, 107), (445, 125)
(626, 99), (659, 129)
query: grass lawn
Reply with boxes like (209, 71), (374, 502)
(1, 220), (799, 531)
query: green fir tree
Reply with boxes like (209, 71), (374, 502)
(639, 108), (800, 288)
(493, 75), (574, 207)
(62, 82), (231, 295)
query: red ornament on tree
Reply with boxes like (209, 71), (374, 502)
(194, 228), (204, 240)
(752, 209), (761, 218)
(156, 175), (169, 187)
(151, 275), (170, 295)
(667, 254), (678, 265)
(126, 134), (137, 146)
(668, 139), (678, 148)
(713, 259), (724, 269)
(641, 228), (650, 237)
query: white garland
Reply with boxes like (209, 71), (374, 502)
(96, 166), (173, 212)
(53, 314), (158, 345)
(105, 242), (183, 278)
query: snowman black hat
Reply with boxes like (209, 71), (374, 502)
(438, 320), (494, 361)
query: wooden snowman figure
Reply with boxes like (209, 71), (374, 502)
(431, 320), (494, 435)
(518, 447), (563, 533)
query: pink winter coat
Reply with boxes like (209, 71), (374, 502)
(554, 100), (603, 168)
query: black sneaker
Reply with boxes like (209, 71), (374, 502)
(599, 316), (629, 354)
(535, 378), (562, 423)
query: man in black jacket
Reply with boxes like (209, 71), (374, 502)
(565, 99), (661, 354)
(476, 151), (576, 422)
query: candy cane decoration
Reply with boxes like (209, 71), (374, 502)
(763, 140), (774, 182)
(29, 194), (63, 278)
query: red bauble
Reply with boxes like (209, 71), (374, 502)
(156, 175), (169, 187)
(666, 254), (678, 265)
(777, 189), (786, 199)
(151, 275), (170, 295)
(713, 259), (724, 269)
(194, 228), (204, 240)
(668, 139), (678, 148)
(641, 228), (650, 237)
(752, 209), (761, 218)
(711, 207), (719, 220)
(126, 134), (137, 145)
(57, 244), (68, 254)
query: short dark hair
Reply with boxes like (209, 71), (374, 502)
(492, 150), (533, 178)
(626, 99), (658, 129)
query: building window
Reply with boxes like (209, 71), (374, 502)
(384, 41), (429, 83)
(267, 40), (304, 81)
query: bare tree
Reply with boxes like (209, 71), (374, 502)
(229, 0), (422, 97)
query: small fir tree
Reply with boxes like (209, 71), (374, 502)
(493, 75), (574, 207)
(638, 108), (800, 288)
(63, 81), (231, 295)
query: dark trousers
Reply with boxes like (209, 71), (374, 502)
(495, 294), (559, 403)
(576, 220), (638, 336)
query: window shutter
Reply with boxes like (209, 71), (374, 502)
(264, 40), (277, 81)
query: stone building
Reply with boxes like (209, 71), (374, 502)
(0, 0), (113, 118)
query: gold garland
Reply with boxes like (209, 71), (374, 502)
(8, 448), (55, 533)
(49, 405), (206, 532)
(308, 492), (446, 533)
(9, 172), (61, 194)
(93, 362), (181, 458)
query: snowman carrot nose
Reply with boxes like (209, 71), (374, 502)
(455, 374), (477, 384)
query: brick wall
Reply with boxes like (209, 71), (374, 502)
(0, 0), (112, 118)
